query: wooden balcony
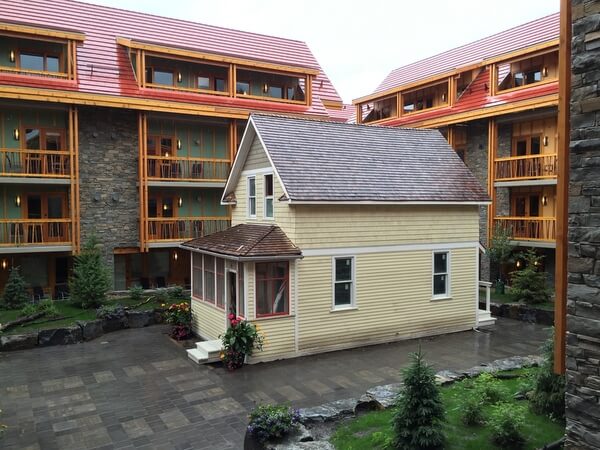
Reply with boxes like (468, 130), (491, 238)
(0, 149), (71, 179)
(494, 216), (556, 242)
(0, 219), (72, 247)
(147, 217), (230, 243)
(146, 156), (230, 182)
(495, 154), (557, 182)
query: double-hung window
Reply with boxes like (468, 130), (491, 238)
(247, 176), (256, 217)
(432, 251), (450, 298)
(333, 257), (354, 308)
(264, 174), (274, 219)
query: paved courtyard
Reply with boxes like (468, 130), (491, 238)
(0, 318), (549, 450)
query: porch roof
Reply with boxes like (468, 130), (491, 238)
(181, 224), (301, 260)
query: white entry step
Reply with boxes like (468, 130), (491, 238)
(477, 310), (497, 327)
(186, 339), (222, 365)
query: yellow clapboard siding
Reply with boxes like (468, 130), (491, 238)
(244, 136), (270, 170)
(231, 139), (295, 240)
(294, 205), (479, 248)
(296, 248), (477, 351)
(192, 300), (226, 340)
(249, 316), (296, 361)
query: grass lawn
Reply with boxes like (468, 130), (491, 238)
(479, 288), (555, 311)
(0, 295), (179, 335)
(330, 369), (564, 450)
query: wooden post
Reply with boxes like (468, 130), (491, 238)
(231, 63), (237, 98)
(74, 107), (80, 253)
(487, 119), (497, 243)
(447, 125), (455, 148)
(68, 107), (76, 254)
(554, 0), (571, 374)
(138, 113), (147, 252)
(140, 51), (146, 88)
(356, 104), (362, 124)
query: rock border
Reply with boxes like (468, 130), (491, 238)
(0, 308), (164, 352)
(483, 301), (554, 325)
(257, 354), (544, 450)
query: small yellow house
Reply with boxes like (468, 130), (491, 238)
(182, 114), (490, 363)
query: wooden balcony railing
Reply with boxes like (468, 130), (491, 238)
(146, 156), (230, 182)
(147, 217), (230, 242)
(495, 154), (557, 181)
(0, 219), (72, 247)
(494, 216), (556, 242)
(0, 149), (71, 178)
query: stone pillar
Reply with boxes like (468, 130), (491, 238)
(78, 107), (140, 283)
(566, 2), (600, 448)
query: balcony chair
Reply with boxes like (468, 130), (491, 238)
(191, 162), (203, 179)
(31, 286), (47, 303)
(140, 277), (151, 290)
(54, 284), (69, 300)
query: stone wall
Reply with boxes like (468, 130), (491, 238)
(78, 107), (140, 281)
(464, 120), (491, 281)
(566, 2), (600, 448)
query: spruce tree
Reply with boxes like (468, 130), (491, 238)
(2, 266), (29, 310)
(69, 236), (110, 309)
(510, 249), (550, 304)
(392, 348), (445, 450)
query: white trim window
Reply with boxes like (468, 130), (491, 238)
(333, 256), (354, 308)
(264, 173), (274, 219)
(432, 251), (450, 298)
(247, 176), (256, 218)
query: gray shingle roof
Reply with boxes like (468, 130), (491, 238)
(250, 114), (489, 203)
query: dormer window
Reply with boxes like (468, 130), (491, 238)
(496, 50), (558, 92)
(146, 67), (174, 86)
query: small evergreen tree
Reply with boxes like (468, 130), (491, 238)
(510, 249), (551, 304)
(392, 348), (445, 450)
(69, 236), (110, 309)
(2, 266), (29, 310)
(488, 224), (515, 284)
(530, 329), (565, 420)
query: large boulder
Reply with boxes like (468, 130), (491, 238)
(38, 326), (83, 346)
(100, 307), (128, 332)
(78, 320), (104, 341)
(0, 333), (38, 351)
(126, 310), (154, 328)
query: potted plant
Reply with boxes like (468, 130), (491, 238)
(220, 314), (265, 370)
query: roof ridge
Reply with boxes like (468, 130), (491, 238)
(72, 0), (307, 45)
(251, 113), (438, 132)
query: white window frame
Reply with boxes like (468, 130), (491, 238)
(247, 176), (256, 218)
(331, 256), (356, 310)
(264, 173), (274, 219)
(432, 250), (451, 299)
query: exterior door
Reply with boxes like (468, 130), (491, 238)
(26, 193), (67, 243)
(227, 270), (237, 317)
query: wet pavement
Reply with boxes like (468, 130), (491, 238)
(0, 318), (550, 449)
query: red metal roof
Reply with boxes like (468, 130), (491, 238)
(374, 12), (559, 94)
(0, 0), (342, 116)
(382, 68), (558, 127)
(325, 104), (354, 122)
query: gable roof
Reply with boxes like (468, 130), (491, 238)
(0, 0), (342, 117)
(224, 114), (489, 204)
(181, 224), (301, 260)
(373, 12), (559, 95)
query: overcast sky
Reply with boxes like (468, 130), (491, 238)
(86, 0), (559, 103)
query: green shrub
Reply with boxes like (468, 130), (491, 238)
(510, 249), (551, 304)
(154, 287), (170, 303)
(167, 285), (185, 299)
(69, 236), (111, 309)
(19, 300), (59, 319)
(2, 266), (29, 310)
(474, 372), (507, 404)
(461, 395), (486, 426)
(392, 348), (445, 450)
(37, 300), (59, 318)
(489, 403), (526, 448)
(128, 285), (144, 302)
(19, 303), (37, 317)
(96, 303), (123, 319)
(530, 329), (565, 420)
(247, 404), (300, 443)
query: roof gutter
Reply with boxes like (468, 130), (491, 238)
(285, 200), (491, 206)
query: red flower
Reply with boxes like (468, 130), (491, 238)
(228, 313), (235, 320)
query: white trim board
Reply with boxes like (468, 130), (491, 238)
(302, 241), (480, 257)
